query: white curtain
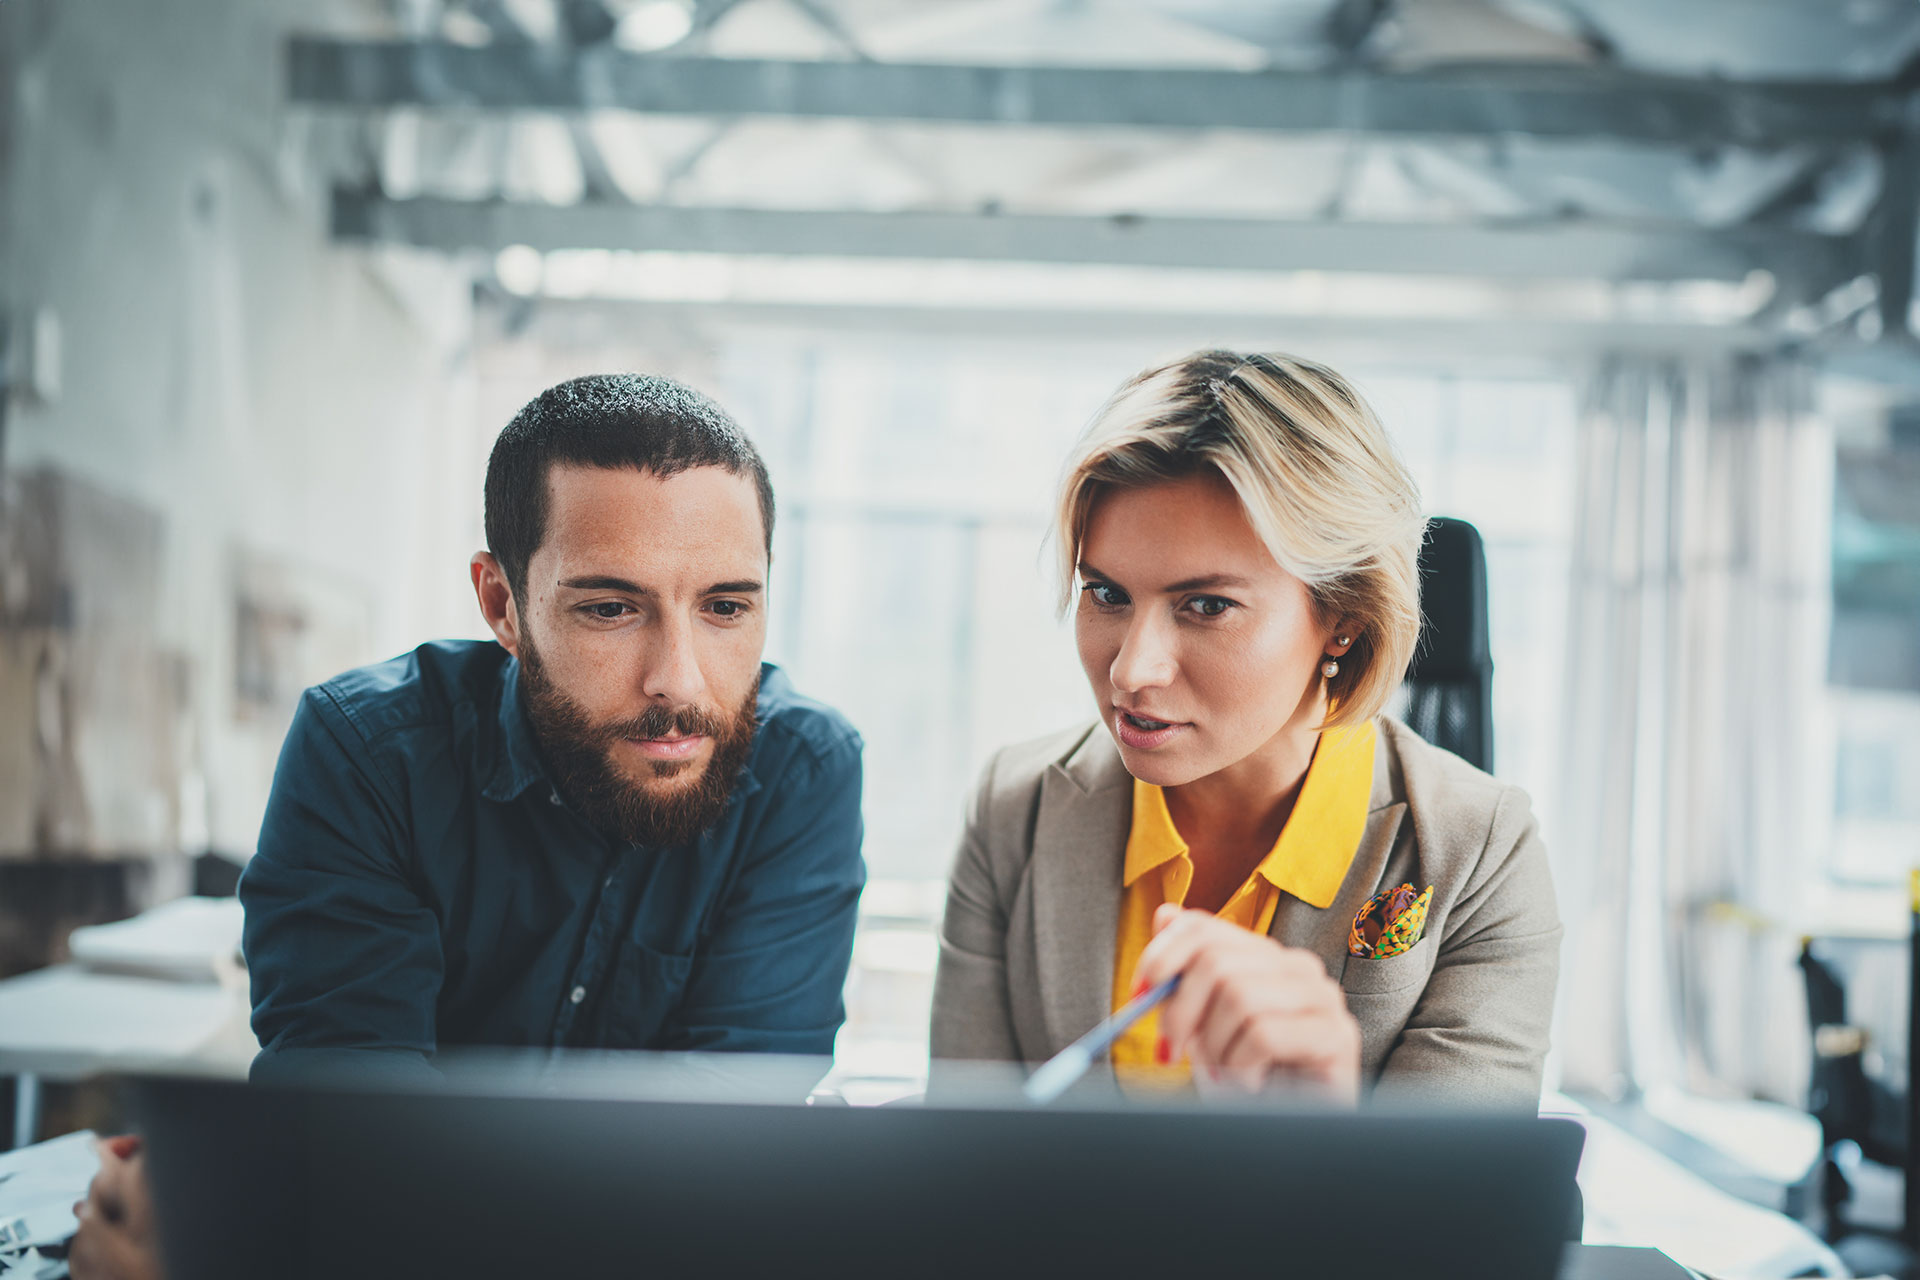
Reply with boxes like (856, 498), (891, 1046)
(1551, 353), (1831, 1104)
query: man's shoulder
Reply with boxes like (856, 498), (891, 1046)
(751, 663), (862, 779)
(307, 639), (507, 747)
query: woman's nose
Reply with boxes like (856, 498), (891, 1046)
(1109, 613), (1177, 692)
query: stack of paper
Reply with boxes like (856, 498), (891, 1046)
(67, 897), (244, 981)
(0, 1131), (97, 1279)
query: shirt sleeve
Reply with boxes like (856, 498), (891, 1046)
(1372, 784), (1562, 1108)
(240, 687), (444, 1086)
(663, 731), (866, 1055)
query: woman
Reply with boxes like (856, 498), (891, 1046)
(930, 349), (1559, 1106)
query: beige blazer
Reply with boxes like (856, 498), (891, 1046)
(930, 717), (1561, 1107)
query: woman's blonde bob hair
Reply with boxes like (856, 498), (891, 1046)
(1055, 349), (1425, 728)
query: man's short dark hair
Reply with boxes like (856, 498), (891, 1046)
(484, 373), (775, 598)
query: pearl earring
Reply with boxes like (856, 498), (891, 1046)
(1335, 635), (1351, 647)
(1321, 658), (1340, 679)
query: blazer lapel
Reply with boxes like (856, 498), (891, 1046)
(1270, 802), (1408, 982)
(1269, 725), (1408, 982)
(1025, 732), (1131, 1058)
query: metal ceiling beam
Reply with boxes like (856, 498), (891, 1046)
(1866, 134), (1920, 339)
(332, 189), (1857, 289)
(288, 38), (1900, 146)
(479, 296), (1796, 365)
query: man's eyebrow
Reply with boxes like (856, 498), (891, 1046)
(556, 575), (764, 596)
(559, 575), (651, 594)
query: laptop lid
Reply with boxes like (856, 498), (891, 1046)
(133, 1061), (1584, 1279)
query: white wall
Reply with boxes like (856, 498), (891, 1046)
(1, 0), (479, 857)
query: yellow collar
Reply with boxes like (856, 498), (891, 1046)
(1122, 721), (1377, 910)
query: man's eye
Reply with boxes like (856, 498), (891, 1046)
(709, 600), (748, 618)
(1187, 596), (1233, 618)
(585, 602), (631, 620)
(1085, 584), (1128, 608)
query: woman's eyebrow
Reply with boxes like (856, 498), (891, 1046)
(1164, 573), (1252, 592)
(1080, 563), (1252, 593)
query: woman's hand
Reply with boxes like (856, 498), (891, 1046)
(68, 1134), (164, 1280)
(1132, 903), (1362, 1102)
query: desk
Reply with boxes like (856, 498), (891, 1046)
(1546, 1093), (1842, 1277)
(0, 965), (254, 1147)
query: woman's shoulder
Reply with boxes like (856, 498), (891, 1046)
(1374, 716), (1536, 851)
(962, 721), (1125, 853)
(972, 720), (1115, 804)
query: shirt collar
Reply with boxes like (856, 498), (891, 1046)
(1123, 778), (1189, 887)
(1254, 720), (1376, 909)
(1121, 720), (1378, 910)
(481, 654), (551, 804)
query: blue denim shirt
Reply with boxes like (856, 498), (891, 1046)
(239, 640), (864, 1083)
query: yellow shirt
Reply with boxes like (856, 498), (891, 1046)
(1110, 721), (1377, 1084)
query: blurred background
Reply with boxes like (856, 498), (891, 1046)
(5, 0), (1920, 1271)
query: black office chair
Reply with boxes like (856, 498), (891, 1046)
(1401, 517), (1495, 773)
(1798, 935), (1914, 1252)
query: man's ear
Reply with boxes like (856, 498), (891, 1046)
(471, 552), (522, 658)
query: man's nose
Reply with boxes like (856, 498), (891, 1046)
(638, 616), (707, 707)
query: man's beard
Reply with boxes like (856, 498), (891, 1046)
(518, 641), (759, 850)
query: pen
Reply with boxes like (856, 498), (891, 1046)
(1021, 975), (1181, 1105)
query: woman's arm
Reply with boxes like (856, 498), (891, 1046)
(1374, 785), (1562, 1107)
(930, 750), (1023, 1063)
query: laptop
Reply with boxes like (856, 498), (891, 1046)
(133, 1055), (1585, 1279)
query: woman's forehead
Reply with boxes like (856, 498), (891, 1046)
(1082, 475), (1281, 584)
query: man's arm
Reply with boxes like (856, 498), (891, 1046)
(663, 732), (866, 1055)
(240, 688), (445, 1085)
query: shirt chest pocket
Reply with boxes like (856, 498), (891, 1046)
(601, 942), (696, 1049)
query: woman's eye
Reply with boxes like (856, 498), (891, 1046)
(1187, 596), (1232, 618)
(1086, 584), (1128, 608)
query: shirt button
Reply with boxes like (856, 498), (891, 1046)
(569, 985), (586, 1004)
(549, 791), (564, 807)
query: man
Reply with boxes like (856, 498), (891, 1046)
(240, 371), (865, 1078)
(68, 373), (863, 1278)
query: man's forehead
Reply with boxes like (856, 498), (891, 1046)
(538, 463), (767, 576)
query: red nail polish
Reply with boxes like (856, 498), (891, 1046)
(1131, 978), (1150, 1000)
(1155, 1036), (1171, 1065)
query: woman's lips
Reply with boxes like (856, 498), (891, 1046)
(623, 733), (708, 760)
(1112, 709), (1186, 750)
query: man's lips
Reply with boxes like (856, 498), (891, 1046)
(1111, 708), (1188, 750)
(622, 733), (709, 760)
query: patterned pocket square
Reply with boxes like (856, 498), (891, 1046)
(1348, 882), (1433, 959)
